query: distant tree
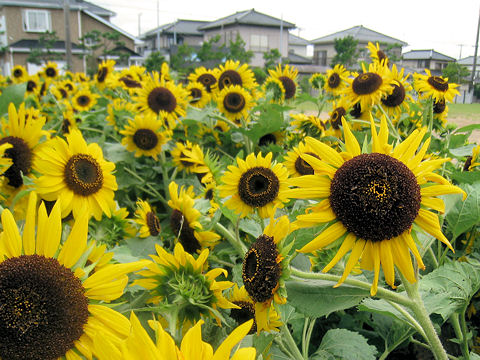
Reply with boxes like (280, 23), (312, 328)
(442, 63), (470, 84)
(196, 35), (225, 65)
(144, 52), (167, 73)
(331, 35), (359, 67)
(252, 67), (267, 84)
(26, 31), (63, 65)
(225, 34), (253, 64)
(263, 48), (281, 71)
(169, 44), (195, 74)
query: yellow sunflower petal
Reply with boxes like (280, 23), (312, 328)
(335, 239), (366, 286)
(212, 319), (254, 360)
(1, 209), (22, 257)
(305, 137), (344, 168)
(415, 209), (453, 251)
(342, 117), (360, 157)
(322, 233), (356, 273)
(298, 222), (348, 253)
(22, 191), (37, 255)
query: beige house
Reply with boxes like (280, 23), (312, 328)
(458, 56), (480, 83)
(310, 25), (406, 67)
(402, 50), (456, 76)
(198, 9), (295, 67)
(0, 0), (138, 74)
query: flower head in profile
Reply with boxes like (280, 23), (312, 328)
(135, 199), (161, 237)
(413, 69), (460, 103)
(268, 64), (298, 100)
(287, 117), (466, 295)
(367, 42), (389, 66)
(378, 64), (413, 119)
(95, 59), (116, 89)
(219, 152), (290, 219)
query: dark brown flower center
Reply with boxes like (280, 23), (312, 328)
(119, 76), (142, 88)
(96, 67), (108, 83)
(243, 234), (281, 303)
(328, 73), (341, 88)
(223, 92), (246, 113)
(350, 103), (362, 118)
(133, 129), (158, 150)
(13, 69), (23, 78)
(189, 87), (203, 103)
(0, 136), (32, 188)
(433, 99), (446, 114)
(218, 70), (243, 90)
(330, 107), (347, 129)
(147, 87), (177, 114)
(230, 301), (257, 334)
(295, 152), (318, 175)
(45, 67), (57, 78)
(427, 76), (449, 92)
(381, 83), (405, 108)
(278, 76), (296, 99)
(26, 80), (37, 92)
(77, 95), (91, 107)
(197, 73), (217, 92)
(64, 154), (104, 196)
(377, 50), (388, 65)
(0, 255), (88, 360)
(170, 209), (201, 254)
(238, 166), (280, 208)
(352, 72), (383, 95)
(329, 153), (421, 242)
(146, 211), (160, 236)
(259, 134), (277, 146)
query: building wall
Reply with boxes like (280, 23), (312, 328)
(289, 44), (307, 57)
(401, 58), (453, 73)
(81, 13), (134, 49)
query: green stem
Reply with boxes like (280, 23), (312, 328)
(214, 223), (247, 256)
(290, 267), (413, 308)
(274, 338), (295, 360)
(427, 247), (439, 268)
(401, 274), (449, 360)
(450, 313), (469, 359)
(301, 318), (309, 358)
(304, 317), (316, 358)
(387, 300), (426, 339)
(281, 324), (305, 360)
(410, 338), (459, 360)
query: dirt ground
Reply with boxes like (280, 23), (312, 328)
(448, 116), (480, 144)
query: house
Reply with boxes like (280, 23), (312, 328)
(138, 19), (208, 58)
(197, 9), (296, 67)
(457, 56), (479, 83)
(310, 25), (407, 67)
(401, 49), (455, 76)
(0, 0), (138, 74)
(288, 33), (310, 58)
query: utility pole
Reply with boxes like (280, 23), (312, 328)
(63, 0), (72, 70)
(138, 13), (142, 37)
(156, 0), (160, 51)
(279, 13), (283, 65)
(470, 6), (480, 92)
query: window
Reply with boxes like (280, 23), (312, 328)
(23, 10), (51, 32)
(250, 34), (268, 51)
(417, 59), (431, 69)
(315, 50), (327, 66)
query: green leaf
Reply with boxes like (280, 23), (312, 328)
(454, 124), (480, 133)
(310, 350), (336, 360)
(314, 328), (377, 360)
(238, 218), (262, 238)
(285, 279), (368, 318)
(451, 170), (480, 185)
(368, 313), (415, 357)
(448, 144), (477, 157)
(102, 142), (131, 163)
(419, 260), (480, 320)
(0, 83), (26, 116)
(445, 183), (480, 239)
(359, 298), (414, 324)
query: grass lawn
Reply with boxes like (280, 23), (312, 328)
(449, 103), (480, 120)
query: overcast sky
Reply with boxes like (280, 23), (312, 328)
(92, 0), (480, 60)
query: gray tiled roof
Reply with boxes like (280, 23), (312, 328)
(198, 9), (295, 30)
(143, 20), (208, 38)
(311, 25), (407, 46)
(286, 51), (312, 64)
(289, 33), (310, 46)
(0, 0), (114, 17)
(458, 56), (480, 65)
(402, 50), (455, 61)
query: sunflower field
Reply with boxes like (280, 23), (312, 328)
(1, 42), (480, 360)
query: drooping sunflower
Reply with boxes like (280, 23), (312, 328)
(413, 69), (460, 103)
(309, 72), (326, 90)
(95, 59), (116, 89)
(367, 41), (389, 66)
(133, 242), (238, 326)
(464, 145), (480, 171)
(328, 96), (352, 132)
(0, 191), (147, 360)
(188, 66), (218, 93)
(216, 60), (257, 92)
(268, 64), (298, 100)
(378, 64), (413, 119)
(134, 199), (161, 237)
(227, 284), (282, 334)
(290, 113), (326, 138)
(262, 76), (286, 103)
(286, 117), (466, 295)
(343, 62), (394, 110)
(0, 103), (46, 188)
(216, 85), (254, 124)
(71, 87), (99, 112)
(283, 141), (319, 177)
(134, 71), (188, 126)
(168, 181), (221, 253)
(94, 311), (255, 360)
(42, 61), (59, 79)
(120, 114), (170, 160)
(324, 64), (350, 95)
(34, 128), (118, 220)
(11, 65), (28, 83)
(171, 140), (210, 178)
(186, 81), (210, 108)
(433, 98), (449, 125)
(219, 152), (290, 219)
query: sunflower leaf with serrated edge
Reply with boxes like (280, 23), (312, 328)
(313, 328), (377, 360)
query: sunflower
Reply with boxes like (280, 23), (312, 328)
(168, 181), (220, 253)
(11, 65), (28, 83)
(216, 85), (254, 124)
(464, 145), (480, 171)
(24, 75), (40, 96)
(216, 60), (257, 92)
(186, 81), (211, 108)
(262, 76), (286, 103)
(95, 59), (116, 89)
(34, 128), (118, 220)
(94, 311), (255, 360)
(50, 83), (70, 101)
(0, 191), (147, 360)
(324, 64), (350, 95)
(171, 140), (210, 179)
(219, 152), (289, 219)
(120, 114), (170, 160)
(133, 242), (238, 326)
(134, 199), (161, 237)
(286, 117), (466, 295)
(309, 73), (326, 90)
(377, 64), (413, 119)
(343, 62), (394, 110)
(227, 284), (282, 334)
(42, 61), (59, 79)
(290, 113), (326, 138)
(268, 64), (298, 100)
(71, 88), (99, 112)
(433, 98), (449, 126)
(188, 66), (218, 93)
(367, 42), (389, 66)
(0, 103), (46, 188)
(283, 141), (319, 177)
(413, 69), (460, 103)
(135, 71), (188, 126)
(329, 96), (352, 131)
